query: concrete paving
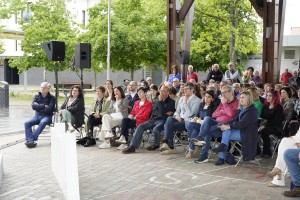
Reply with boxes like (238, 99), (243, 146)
(0, 104), (296, 200)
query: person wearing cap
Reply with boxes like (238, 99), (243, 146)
(223, 62), (241, 83)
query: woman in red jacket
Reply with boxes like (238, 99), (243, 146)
(116, 87), (152, 149)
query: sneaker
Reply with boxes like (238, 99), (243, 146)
(191, 137), (206, 146)
(25, 142), (37, 148)
(161, 148), (178, 155)
(160, 143), (170, 151)
(212, 143), (227, 153)
(225, 153), (236, 165)
(98, 142), (111, 149)
(116, 135), (127, 144)
(147, 144), (160, 151)
(215, 158), (225, 165)
(194, 155), (208, 164)
(117, 143), (128, 150)
(122, 146), (135, 154)
(104, 131), (114, 139)
(283, 187), (300, 197)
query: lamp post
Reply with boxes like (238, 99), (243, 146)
(107, 0), (111, 80)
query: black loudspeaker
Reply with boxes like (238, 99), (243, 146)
(43, 41), (65, 61)
(74, 43), (91, 69)
(176, 50), (190, 64)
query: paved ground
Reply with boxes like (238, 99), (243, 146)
(0, 95), (296, 199)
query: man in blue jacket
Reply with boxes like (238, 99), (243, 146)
(24, 82), (55, 148)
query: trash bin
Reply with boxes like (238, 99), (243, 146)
(0, 81), (9, 108)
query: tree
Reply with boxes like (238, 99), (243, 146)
(9, 0), (78, 73)
(81, 0), (166, 80)
(0, 0), (26, 53)
(190, 0), (261, 72)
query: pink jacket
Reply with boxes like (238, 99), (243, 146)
(212, 98), (239, 123)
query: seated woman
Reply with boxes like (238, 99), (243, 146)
(247, 87), (263, 117)
(148, 84), (159, 103)
(213, 91), (258, 165)
(84, 86), (110, 146)
(258, 89), (284, 158)
(185, 90), (217, 158)
(59, 85), (85, 132)
(116, 87), (152, 149)
(98, 86), (128, 149)
(168, 65), (181, 83)
(267, 128), (300, 187)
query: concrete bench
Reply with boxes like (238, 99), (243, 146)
(0, 153), (3, 186)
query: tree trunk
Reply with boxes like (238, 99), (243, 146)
(229, 0), (239, 64)
(130, 60), (134, 80)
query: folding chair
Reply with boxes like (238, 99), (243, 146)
(270, 135), (281, 158)
(229, 141), (260, 167)
(173, 130), (189, 147)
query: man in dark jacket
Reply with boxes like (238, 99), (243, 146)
(122, 86), (176, 153)
(24, 82), (55, 148)
(206, 64), (223, 82)
(126, 81), (139, 112)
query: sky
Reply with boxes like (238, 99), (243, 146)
(284, 0), (300, 35)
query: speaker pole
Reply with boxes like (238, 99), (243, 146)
(55, 62), (59, 113)
(80, 67), (83, 91)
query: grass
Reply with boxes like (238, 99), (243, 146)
(9, 92), (94, 106)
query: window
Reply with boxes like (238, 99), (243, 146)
(284, 50), (295, 59)
(82, 10), (86, 26)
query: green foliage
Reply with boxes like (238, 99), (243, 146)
(8, 0), (78, 73)
(190, 0), (262, 72)
(81, 0), (166, 75)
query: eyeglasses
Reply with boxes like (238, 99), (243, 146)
(221, 91), (229, 95)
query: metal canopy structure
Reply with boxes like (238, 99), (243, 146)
(167, 0), (286, 84)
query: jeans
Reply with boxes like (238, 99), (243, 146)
(198, 116), (222, 157)
(284, 149), (300, 186)
(130, 119), (164, 149)
(218, 129), (241, 159)
(24, 114), (52, 143)
(163, 116), (187, 148)
(120, 118), (136, 141)
(186, 121), (201, 151)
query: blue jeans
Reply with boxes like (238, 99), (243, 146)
(284, 149), (300, 186)
(218, 129), (241, 159)
(24, 114), (52, 143)
(163, 116), (187, 148)
(130, 119), (164, 149)
(198, 116), (222, 157)
(186, 121), (201, 151)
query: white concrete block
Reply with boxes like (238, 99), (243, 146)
(0, 153), (3, 187)
(50, 123), (80, 200)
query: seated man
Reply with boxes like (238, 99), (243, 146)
(126, 81), (139, 113)
(122, 86), (175, 153)
(161, 82), (201, 155)
(193, 85), (239, 163)
(282, 148), (300, 197)
(24, 82), (55, 148)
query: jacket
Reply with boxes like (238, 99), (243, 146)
(130, 99), (152, 126)
(206, 70), (223, 82)
(186, 72), (198, 83)
(212, 98), (239, 123)
(60, 96), (85, 127)
(32, 92), (55, 116)
(150, 96), (175, 121)
(229, 104), (258, 161)
(108, 98), (129, 118)
(174, 95), (201, 121)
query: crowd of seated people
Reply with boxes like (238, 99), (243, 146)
(29, 63), (300, 196)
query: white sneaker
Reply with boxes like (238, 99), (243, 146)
(117, 144), (128, 150)
(104, 131), (114, 139)
(116, 135), (127, 144)
(98, 142), (111, 149)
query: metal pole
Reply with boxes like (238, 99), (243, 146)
(107, 0), (111, 80)
(54, 62), (59, 112)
